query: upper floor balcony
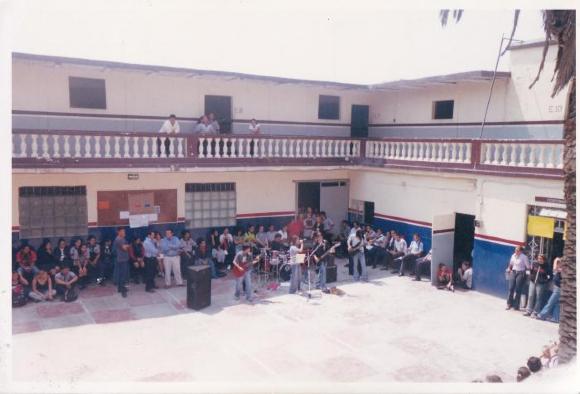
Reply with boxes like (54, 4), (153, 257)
(12, 130), (564, 180)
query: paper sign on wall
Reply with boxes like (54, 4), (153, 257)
(527, 215), (555, 238)
(119, 211), (130, 219)
(129, 214), (149, 228)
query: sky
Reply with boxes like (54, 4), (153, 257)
(1, 1), (570, 84)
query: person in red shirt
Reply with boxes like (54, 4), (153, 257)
(436, 263), (454, 291)
(16, 245), (39, 284)
(287, 213), (304, 239)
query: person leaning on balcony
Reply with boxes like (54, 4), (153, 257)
(158, 114), (180, 156)
(249, 118), (261, 134)
(208, 112), (220, 133)
(195, 115), (215, 134)
(505, 245), (531, 311)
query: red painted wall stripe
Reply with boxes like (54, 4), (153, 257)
(475, 233), (525, 247)
(236, 211), (295, 219)
(375, 213), (432, 228)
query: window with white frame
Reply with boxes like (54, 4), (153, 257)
(185, 183), (236, 229)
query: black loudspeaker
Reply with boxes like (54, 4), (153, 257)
(186, 265), (211, 310)
(326, 264), (337, 284)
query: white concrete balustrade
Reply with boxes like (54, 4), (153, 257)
(480, 142), (564, 169)
(196, 136), (360, 160)
(12, 133), (187, 160)
(365, 140), (472, 164)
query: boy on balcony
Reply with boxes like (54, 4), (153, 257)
(158, 114), (180, 156)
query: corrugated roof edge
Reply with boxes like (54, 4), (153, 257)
(12, 52), (507, 90)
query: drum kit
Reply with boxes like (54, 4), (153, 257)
(250, 246), (315, 290)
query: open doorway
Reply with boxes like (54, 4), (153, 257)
(297, 182), (320, 213)
(296, 180), (348, 235)
(453, 213), (475, 272)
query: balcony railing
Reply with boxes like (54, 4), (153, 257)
(12, 130), (565, 179)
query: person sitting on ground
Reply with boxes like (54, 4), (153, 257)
(540, 342), (559, 368)
(413, 249), (433, 281)
(455, 260), (473, 290)
(388, 232), (407, 273)
(157, 114), (180, 156)
(12, 271), (29, 307)
(537, 257), (562, 323)
(485, 375), (503, 383)
(255, 225), (269, 249)
(524, 254), (552, 318)
(29, 270), (56, 302)
(516, 366), (531, 382)
(54, 238), (71, 271)
(69, 238), (82, 274)
(16, 245), (39, 285)
(399, 233), (423, 276)
(54, 265), (79, 301)
(527, 356), (542, 373)
(129, 237), (146, 285)
(37, 239), (59, 277)
(436, 263), (453, 291)
(249, 118), (261, 134)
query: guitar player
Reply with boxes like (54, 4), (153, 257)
(312, 232), (330, 291)
(348, 229), (368, 282)
(232, 244), (256, 302)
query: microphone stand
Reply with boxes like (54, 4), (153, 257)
(304, 241), (323, 301)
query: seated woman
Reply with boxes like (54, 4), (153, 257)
(29, 270), (56, 302)
(436, 263), (454, 291)
(16, 245), (39, 284)
(37, 239), (60, 277)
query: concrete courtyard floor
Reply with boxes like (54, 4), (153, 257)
(12, 258), (566, 387)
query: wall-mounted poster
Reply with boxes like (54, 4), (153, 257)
(97, 189), (176, 226)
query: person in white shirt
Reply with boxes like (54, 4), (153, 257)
(346, 221), (361, 275)
(208, 112), (220, 133)
(195, 115), (215, 134)
(266, 225), (278, 244)
(388, 232), (407, 273)
(249, 118), (261, 134)
(455, 260), (473, 289)
(157, 114), (180, 156)
(366, 228), (387, 269)
(399, 233), (423, 276)
(288, 236), (304, 294)
(506, 246), (531, 310)
(277, 225), (288, 244)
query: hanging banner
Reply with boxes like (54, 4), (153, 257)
(527, 215), (555, 238)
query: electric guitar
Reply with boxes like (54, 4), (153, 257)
(232, 255), (261, 278)
(347, 239), (363, 256)
(313, 242), (341, 266)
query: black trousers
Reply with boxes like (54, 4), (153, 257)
(144, 257), (157, 291)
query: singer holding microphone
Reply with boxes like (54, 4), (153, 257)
(288, 235), (304, 294)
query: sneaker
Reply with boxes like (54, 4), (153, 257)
(505, 305), (512, 310)
(523, 311), (531, 316)
(398, 273), (404, 277)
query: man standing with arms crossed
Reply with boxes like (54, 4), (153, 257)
(161, 229), (184, 288)
(114, 227), (131, 298)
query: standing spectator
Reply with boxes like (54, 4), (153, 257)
(208, 112), (220, 133)
(209, 229), (220, 256)
(219, 228), (234, 270)
(157, 114), (180, 156)
(143, 230), (159, 293)
(524, 254), (551, 317)
(455, 260), (473, 289)
(537, 257), (562, 322)
(113, 228), (131, 298)
(180, 230), (196, 274)
(505, 246), (531, 311)
(29, 270), (56, 302)
(399, 234), (423, 276)
(160, 229), (183, 288)
(37, 239), (59, 277)
(337, 220), (351, 257)
(87, 236), (101, 285)
(16, 245), (39, 285)
(249, 118), (261, 134)
(234, 228), (245, 254)
(154, 232), (165, 278)
(255, 225), (269, 249)
(348, 229), (368, 282)
(97, 239), (114, 285)
(54, 265), (79, 301)
(266, 225), (278, 244)
(303, 212), (315, 239)
(287, 214), (304, 239)
(129, 237), (145, 285)
(277, 225), (289, 245)
(313, 215), (325, 238)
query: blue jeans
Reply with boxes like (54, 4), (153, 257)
(526, 281), (548, 314)
(507, 271), (526, 309)
(538, 287), (560, 322)
(235, 269), (253, 300)
(317, 262), (327, 289)
(289, 264), (302, 294)
(352, 251), (368, 281)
